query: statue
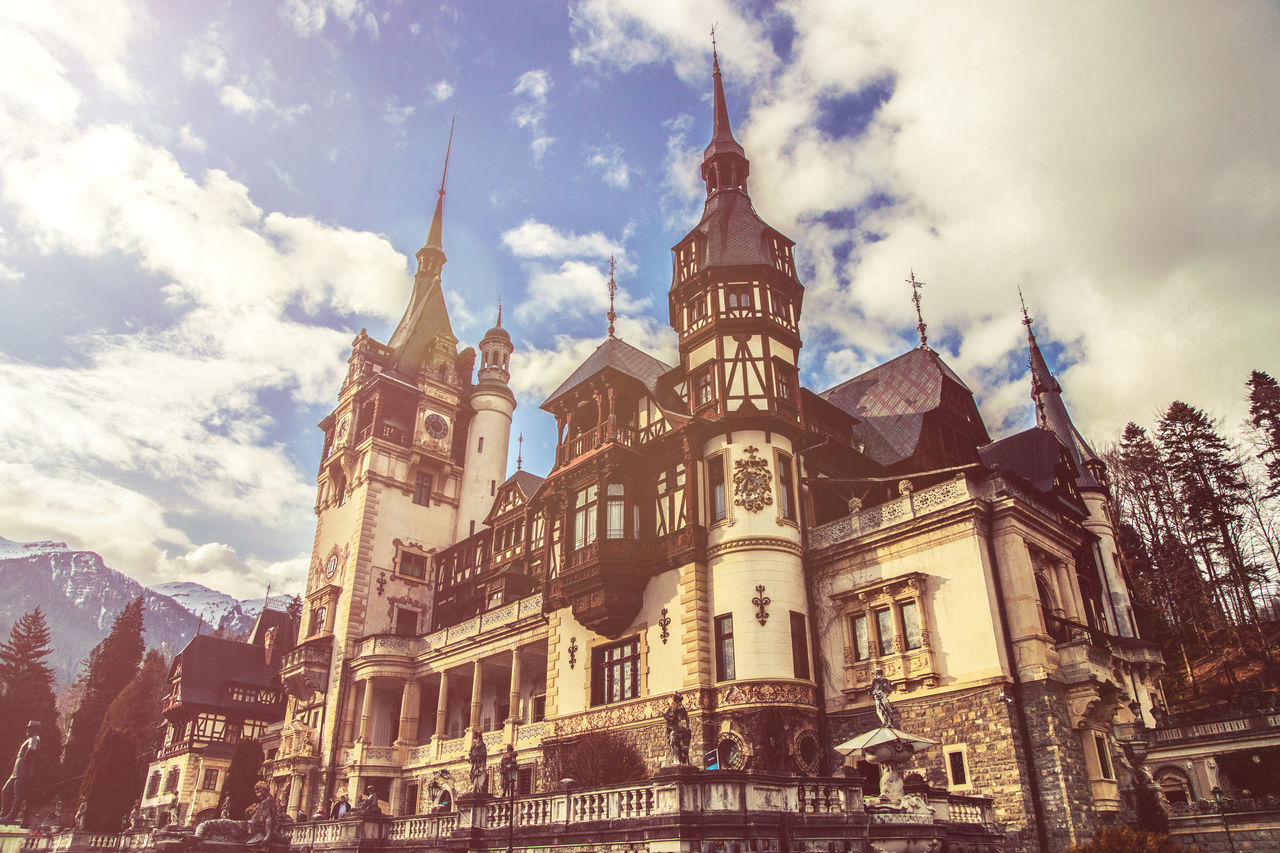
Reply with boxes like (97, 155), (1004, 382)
(498, 745), (519, 799)
(74, 799), (87, 830)
(0, 720), (41, 824)
(871, 668), (896, 728)
(468, 732), (489, 795)
(219, 797), (231, 819)
(351, 785), (381, 816)
(128, 800), (143, 830)
(662, 692), (691, 765)
(195, 781), (277, 845)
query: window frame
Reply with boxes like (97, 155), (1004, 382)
(775, 450), (797, 522)
(590, 636), (641, 706)
(412, 472), (432, 506)
(790, 611), (810, 680)
(944, 744), (971, 791)
(715, 613), (736, 681)
(707, 453), (728, 523)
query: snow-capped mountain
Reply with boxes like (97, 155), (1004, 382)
(0, 536), (294, 686)
(151, 581), (292, 638)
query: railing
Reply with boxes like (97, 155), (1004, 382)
(556, 422), (639, 467)
(1153, 711), (1280, 744)
(356, 634), (418, 658)
(808, 475), (972, 551)
(282, 634), (334, 671)
(946, 793), (995, 824)
(385, 814), (458, 840)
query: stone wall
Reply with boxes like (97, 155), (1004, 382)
(1169, 810), (1280, 852)
(829, 681), (1104, 853)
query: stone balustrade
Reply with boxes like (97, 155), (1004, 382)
(808, 474), (973, 552)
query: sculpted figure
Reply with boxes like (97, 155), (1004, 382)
(0, 721), (40, 824)
(870, 668), (897, 728)
(351, 785), (381, 817)
(468, 732), (489, 794)
(74, 799), (87, 830)
(194, 781), (276, 845)
(498, 745), (519, 799)
(663, 693), (691, 765)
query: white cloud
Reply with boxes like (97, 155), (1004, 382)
(584, 143), (632, 189)
(501, 219), (622, 260)
(176, 123), (206, 152)
(512, 69), (554, 161)
(218, 84), (260, 115)
(431, 80), (454, 101)
(279, 0), (377, 39)
(181, 25), (229, 85)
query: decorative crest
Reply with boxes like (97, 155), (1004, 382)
(607, 256), (618, 338)
(907, 269), (928, 348)
(732, 445), (774, 513)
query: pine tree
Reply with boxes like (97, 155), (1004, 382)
(0, 608), (63, 816)
(1248, 370), (1280, 497)
(78, 727), (139, 831)
(1158, 401), (1274, 682)
(221, 738), (264, 820)
(79, 650), (169, 828)
(61, 597), (146, 798)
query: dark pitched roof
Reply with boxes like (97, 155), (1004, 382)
(676, 189), (790, 271)
(173, 634), (278, 707)
(503, 470), (545, 496)
(979, 428), (1069, 493)
(541, 337), (673, 410)
(819, 347), (974, 467)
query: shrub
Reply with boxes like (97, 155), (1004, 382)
(542, 730), (648, 788)
(1061, 826), (1195, 853)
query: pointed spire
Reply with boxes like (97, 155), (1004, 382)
(497, 297), (503, 328)
(907, 270), (929, 349)
(423, 116), (455, 256)
(516, 433), (524, 471)
(606, 256), (618, 338)
(701, 30), (748, 195)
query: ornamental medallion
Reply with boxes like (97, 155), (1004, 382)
(732, 446), (774, 513)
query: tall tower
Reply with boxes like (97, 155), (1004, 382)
(279, 132), (471, 810)
(668, 48), (812, 687)
(456, 307), (516, 539)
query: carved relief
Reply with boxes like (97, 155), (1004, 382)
(732, 446), (774, 513)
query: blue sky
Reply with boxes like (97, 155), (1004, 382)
(2, 0), (1278, 598)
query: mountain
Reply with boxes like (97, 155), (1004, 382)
(150, 581), (293, 638)
(0, 537), (209, 686)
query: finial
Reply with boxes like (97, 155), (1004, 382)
(517, 433), (524, 471)
(907, 269), (928, 348)
(711, 23), (719, 70)
(1018, 287), (1033, 334)
(440, 116), (455, 198)
(496, 297), (503, 328)
(607, 256), (618, 338)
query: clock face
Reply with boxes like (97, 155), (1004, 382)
(336, 415), (351, 441)
(425, 413), (449, 439)
(325, 554), (339, 579)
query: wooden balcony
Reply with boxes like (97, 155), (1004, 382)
(556, 538), (652, 639)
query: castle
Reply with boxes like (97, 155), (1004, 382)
(259, 53), (1163, 853)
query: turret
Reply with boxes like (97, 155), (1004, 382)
(456, 306), (517, 539)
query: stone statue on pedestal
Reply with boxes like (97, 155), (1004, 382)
(663, 693), (691, 765)
(871, 668), (897, 728)
(498, 745), (518, 798)
(74, 799), (87, 830)
(468, 732), (489, 795)
(0, 720), (40, 824)
(195, 781), (276, 845)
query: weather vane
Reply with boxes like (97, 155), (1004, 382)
(907, 269), (928, 348)
(516, 433), (523, 471)
(711, 23), (718, 60)
(1018, 286), (1032, 331)
(607, 256), (618, 338)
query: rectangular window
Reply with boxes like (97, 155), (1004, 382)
(242, 720), (269, 741)
(715, 614), (736, 681)
(606, 483), (626, 538)
(592, 637), (640, 705)
(695, 370), (715, 408)
(477, 436), (484, 452)
(708, 454), (727, 522)
(573, 485), (599, 550)
(901, 601), (922, 650)
(946, 748), (969, 788)
(876, 608), (894, 656)
(310, 606), (326, 635)
(777, 452), (796, 520)
(400, 551), (427, 579)
(146, 772), (162, 798)
(531, 695), (546, 723)
(1095, 734), (1113, 779)
(790, 611), (810, 680)
(412, 472), (432, 506)
(395, 607), (417, 636)
(201, 769), (219, 791)
(164, 769), (181, 794)
(853, 615), (870, 661)
(726, 285), (752, 312)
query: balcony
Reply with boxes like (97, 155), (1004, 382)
(555, 539), (652, 639)
(280, 634), (334, 700)
(556, 422), (638, 468)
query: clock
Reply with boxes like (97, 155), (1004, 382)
(324, 554), (339, 580)
(425, 413), (449, 439)
(335, 415), (351, 442)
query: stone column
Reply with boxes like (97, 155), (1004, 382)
(470, 660), (484, 731)
(508, 649), (522, 723)
(434, 672), (450, 740)
(358, 679), (375, 742)
(340, 679), (360, 746)
(288, 774), (304, 814)
(1055, 562), (1081, 621)
(396, 679), (421, 747)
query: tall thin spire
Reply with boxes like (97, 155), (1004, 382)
(424, 116), (455, 255)
(701, 30), (748, 195)
(1020, 288), (1050, 426)
(606, 256), (618, 338)
(516, 433), (524, 471)
(497, 297), (503, 328)
(907, 269), (928, 348)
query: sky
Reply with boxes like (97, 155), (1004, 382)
(1, 0), (1278, 600)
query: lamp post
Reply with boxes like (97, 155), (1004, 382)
(1212, 786), (1237, 853)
